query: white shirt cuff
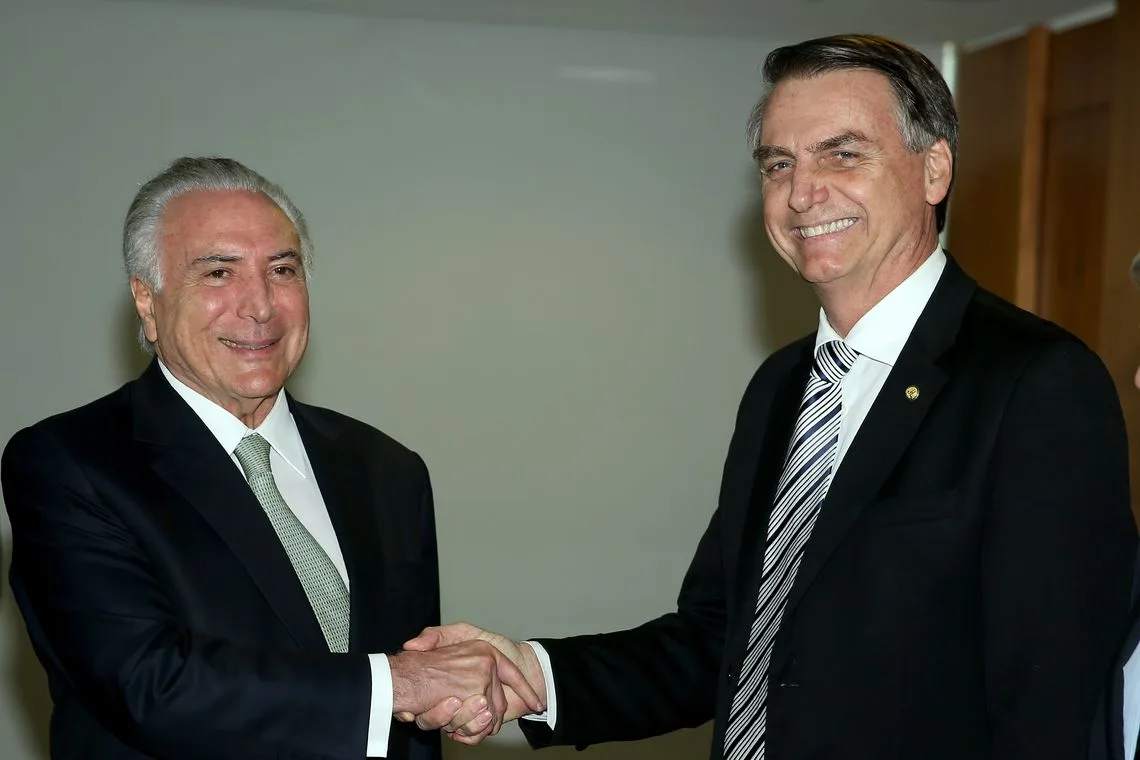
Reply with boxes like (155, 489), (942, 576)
(366, 653), (393, 757)
(1124, 644), (1140, 760)
(519, 641), (557, 729)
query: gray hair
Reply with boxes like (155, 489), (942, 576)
(746, 34), (958, 232)
(123, 156), (313, 351)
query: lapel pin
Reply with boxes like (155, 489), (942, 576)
(905, 385), (920, 401)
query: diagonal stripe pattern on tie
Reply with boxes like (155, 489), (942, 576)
(234, 433), (351, 653)
(722, 339), (859, 760)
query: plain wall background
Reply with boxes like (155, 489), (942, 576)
(0, 1), (941, 756)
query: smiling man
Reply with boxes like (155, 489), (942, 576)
(1, 157), (539, 760)
(403, 35), (1137, 760)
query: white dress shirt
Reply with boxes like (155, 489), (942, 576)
(525, 248), (948, 729)
(158, 363), (394, 757)
(1124, 645), (1140, 759)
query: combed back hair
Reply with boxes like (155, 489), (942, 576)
(746, 34), (958, 231)
(123, 156), (313, 352)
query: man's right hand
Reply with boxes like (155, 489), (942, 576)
(395, 623), (546, 744)
(387, 637), (543, 739)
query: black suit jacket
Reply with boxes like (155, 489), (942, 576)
(520, 259), (1137, 760)
(2, 360), (442, 760)
(1090, 556), (1140, 760)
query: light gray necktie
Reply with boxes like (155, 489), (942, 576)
(234, 433), (350, 653)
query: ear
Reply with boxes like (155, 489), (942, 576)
(129, 276), (160, 345)
(923, 138), (953, 206)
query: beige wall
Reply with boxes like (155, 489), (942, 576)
(0, 1), (941, 757)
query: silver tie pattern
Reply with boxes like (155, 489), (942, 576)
(723, 340), (859, 760)
(234, 433), (351, 653)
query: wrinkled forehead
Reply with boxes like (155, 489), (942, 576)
(759, 71), (903, 149)
(152, 190), (300, 281)
(161, 189), (298, 245)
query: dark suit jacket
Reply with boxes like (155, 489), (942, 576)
(520, 258), (1137, 760)
(1089, 556), (1140, 760)
(2, 360), (442, 760)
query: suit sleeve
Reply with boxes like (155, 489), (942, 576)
(982, 341), (1136, 758)
(2, 425), (372, 760)
(518, 492), (728, 749)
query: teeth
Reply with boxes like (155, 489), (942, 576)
(222, 339), (271, 350)
(799, 218), (856, 239)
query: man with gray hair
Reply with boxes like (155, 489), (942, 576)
(2, 157), (540, 760)
(404, 34), (1136, 760)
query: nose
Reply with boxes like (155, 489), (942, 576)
(788, 164), (828, 213)
(237, 274), (275, 323)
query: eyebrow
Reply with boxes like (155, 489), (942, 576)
(189, 250), (300, 267)
(753, 131), (873, 163)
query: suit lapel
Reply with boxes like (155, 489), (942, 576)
(132, 361), (328, 652)
(731, 343), (814, 641)
(770, 259), (977, 673)
(290, 400), (388, 651)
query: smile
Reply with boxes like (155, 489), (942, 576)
(797, 218), (857, 239)
(220, 339), (277, 351)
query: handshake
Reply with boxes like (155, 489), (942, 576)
(389, 622), (546, 745)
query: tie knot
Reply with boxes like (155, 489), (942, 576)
(813, 340), (858, 384)
(233, 433), (272, 481)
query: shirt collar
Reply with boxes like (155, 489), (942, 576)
(157, 361), (310, 478)
(815, 247), (947, 368)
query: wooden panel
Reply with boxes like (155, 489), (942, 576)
(947, 28), (1048, 310)
(1038, 110), (1109, 349)
(1099, 0), (1140, 517)
(1047, 19), (1115, 116)
(1037, 19), (1114, 351)
(1015, 27), (1050, 312)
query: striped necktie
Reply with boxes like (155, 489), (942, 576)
(723, 339), (859, 759)
(234, 433), (351, 653)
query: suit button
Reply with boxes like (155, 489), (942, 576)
(726, 671), (735, 684)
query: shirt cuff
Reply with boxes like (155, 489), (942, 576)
(519, 640), (557, 728)
(366, 653), (393, 757)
